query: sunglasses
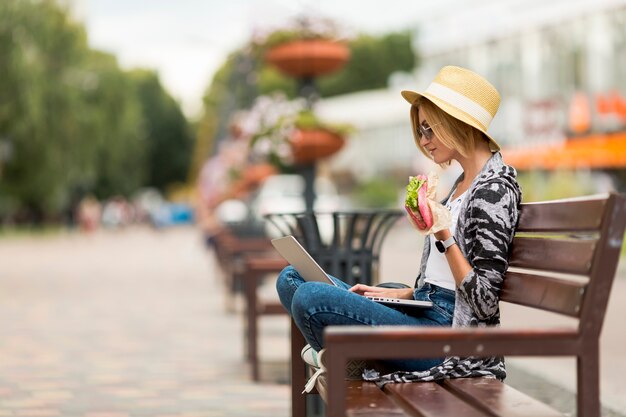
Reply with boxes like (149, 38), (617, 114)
(417, 123), (440, 141)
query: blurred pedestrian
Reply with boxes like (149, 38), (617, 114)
(76, 195), (101, 233)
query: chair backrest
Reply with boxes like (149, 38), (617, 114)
(265, 210), (402, 286)
(501, 193), (626, 338)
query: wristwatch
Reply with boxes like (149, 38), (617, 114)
(435, 236), (457, 253)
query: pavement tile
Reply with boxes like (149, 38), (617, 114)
(83, 413), (131, 417)
(15, 410), (61, 417)
(0, 388), (14, 398)
(0, 227), (289, 417)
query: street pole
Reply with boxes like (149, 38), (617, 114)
(298, 76), (319, 213)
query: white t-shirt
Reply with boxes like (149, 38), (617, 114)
(423, 190), (467, 291)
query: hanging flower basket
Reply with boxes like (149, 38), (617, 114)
(290, 128), (345, 165)
(243, 163), (277, 186)
(245, 94), (354, 170)
(265, 39), (350, 78)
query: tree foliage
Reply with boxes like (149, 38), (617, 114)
(318, 31), (416, 96)
(0, 0), (192, 223)
(131, 70), (194, 192)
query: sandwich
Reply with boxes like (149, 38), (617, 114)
(404, 175), (433, 230)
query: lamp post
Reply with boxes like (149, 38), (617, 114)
(297, 76), (319, 212)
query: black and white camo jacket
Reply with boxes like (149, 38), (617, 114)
(364, 152), (522, 385)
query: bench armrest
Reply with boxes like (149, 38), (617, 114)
(324, 325), (580, 359)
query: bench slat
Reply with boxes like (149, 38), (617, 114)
(344, 380), (407, 416)
(509, 237), (595, 275)
(385, 382), (485, 417)
(501, 271), (586, 317)
(516, 198), (606, 232)
(442, 378), (565, 417)
(318, 378), (406, 415)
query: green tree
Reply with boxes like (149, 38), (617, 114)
(0, 0), (93, 220)
(318, 31), (416, 97)
(131, 70), (194, 192)
(82, 51), (146, 200)
(189, 50), (261, 180)
(0, 0), (187, 223)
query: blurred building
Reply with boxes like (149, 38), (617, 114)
(317, 0), (626, 180)
(415, 0), (626, 152)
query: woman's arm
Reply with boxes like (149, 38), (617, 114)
(458, 181), (520, 320)
(436, 181), (520, 320)
(433, 228), (472, 286)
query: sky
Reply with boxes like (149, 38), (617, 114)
(80, 0), (432, 119)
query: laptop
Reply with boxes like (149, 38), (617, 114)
(271, 235), (432, 309)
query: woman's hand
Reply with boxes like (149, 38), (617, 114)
(349, 284), (414, 300)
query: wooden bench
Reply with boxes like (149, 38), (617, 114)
(289, 193), (626, 417)
(242, 253), (289, 381)
(212, 227), (275, 311)
(211, 227), (291, 381)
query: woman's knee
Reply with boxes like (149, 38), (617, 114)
(276, 265), (307, 311)
(276, 265), (300, 293)
(291, 281), (343, 317)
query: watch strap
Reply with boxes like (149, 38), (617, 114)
(437, 236), (457, 253)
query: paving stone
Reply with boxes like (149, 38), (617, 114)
(0, 227), (289, 417)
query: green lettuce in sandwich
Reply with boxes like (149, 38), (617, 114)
(404, 174), (433, 230)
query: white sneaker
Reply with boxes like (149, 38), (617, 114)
(300, 344), (366, 393)
(301, 345), (326, 393)
(300, 344), (322, 368)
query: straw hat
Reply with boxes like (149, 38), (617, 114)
(401, 66), (501, 151)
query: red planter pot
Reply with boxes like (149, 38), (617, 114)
(290, 129), (345, 165)
(265, 39), (350, 78)
(243, 163), (277, 186)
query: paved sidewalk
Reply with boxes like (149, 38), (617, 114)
(0, 227), (289, 417)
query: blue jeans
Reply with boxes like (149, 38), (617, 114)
(276, 265), (456, 372)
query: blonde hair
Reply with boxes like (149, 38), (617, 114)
(410, 97), (488, 161)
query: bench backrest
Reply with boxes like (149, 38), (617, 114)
(501, 193), (626, 338)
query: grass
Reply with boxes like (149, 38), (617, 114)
(0, 225), (67, 240)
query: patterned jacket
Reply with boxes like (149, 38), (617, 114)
(365, 152), (522, 384)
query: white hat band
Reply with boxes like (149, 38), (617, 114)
(424, 82), (494, 129)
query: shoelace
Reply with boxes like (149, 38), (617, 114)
(302, 365), (326, 394)
(302, 348), (326, 394)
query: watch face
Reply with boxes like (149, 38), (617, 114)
(435, 240), (445, 253)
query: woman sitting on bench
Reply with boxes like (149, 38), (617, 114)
(276, 65), (522, 386)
